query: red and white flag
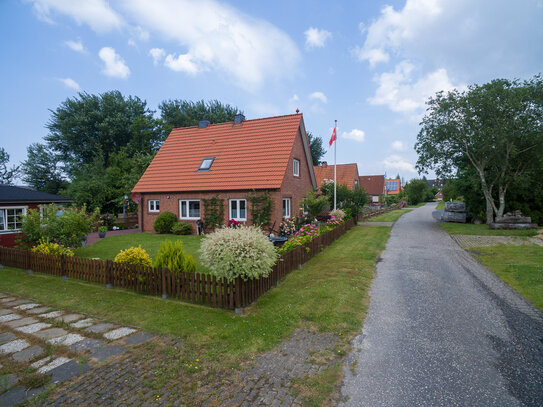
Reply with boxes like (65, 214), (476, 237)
(329, 127), (337, 146)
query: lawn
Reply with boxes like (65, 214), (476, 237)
(365, 209), (412, 222)
(75, 233), (208, 273)
(439, 222), (538, 236)
(0, 225), (391, 404)
(470, 245), (543, 311)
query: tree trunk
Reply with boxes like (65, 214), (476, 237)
(476, 168), (495, 224)
(497, 185), (506, 218)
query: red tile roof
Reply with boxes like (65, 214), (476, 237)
(313, 163), (360, 190)
(358, 175), (385, 196)
(133, 114), (313, 192)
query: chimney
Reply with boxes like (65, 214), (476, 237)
(198, 120), (210, 128)
(321, 161), (327, 168)
(234, 114), (245, 125)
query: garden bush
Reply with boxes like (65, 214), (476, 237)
(31, 238), (74, 257)
(153, 212), (178, 234)
(154, 240), (196, 273)
(200, 225), (277, 282)
(114, 246), (152, 266)
(171, 221), (192, 235)
(18, 204), (98, 248)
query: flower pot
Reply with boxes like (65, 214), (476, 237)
(98, 231), (106, 238)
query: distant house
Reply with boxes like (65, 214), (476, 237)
(313, 162), (360, 190)
(385, 178), (402, 195)
(132, 113), (317, 233)
(0, 184), (73, 248)
(435, 191), (444, 201)
(359, 175), (385, 205)
(427, 178), (446, 189)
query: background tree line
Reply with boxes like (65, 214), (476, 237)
(7, 91), (326, 214)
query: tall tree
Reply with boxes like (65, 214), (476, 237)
(415, 75), (543, 224)
(21, 143), (67, 194)
(45, 91), (161, 175)
(0, 147), (19, 184)
(307, 132), (325, 166)
(159, 99), (241, 135)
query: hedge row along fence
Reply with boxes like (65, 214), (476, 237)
(0, 219), (358, 310)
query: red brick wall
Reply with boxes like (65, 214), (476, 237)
(140, 190), (284, 233)
(0, 203), (39, 248)
(278, 127), (314, 219)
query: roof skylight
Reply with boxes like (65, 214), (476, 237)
(199, 157), (215, 171)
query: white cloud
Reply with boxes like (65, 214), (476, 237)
(116, 0), (300, 90)
(98, 47), (130, 79)
(58, 77), (80, 91)
(368, 60), (461, 115)
(391, 141), (406, 151)
(383, 155), (416, 173)
(164, 53), (199, 75)
(309, 91), (327, 104)
(342, 129), (365, 143)
(64, 39), (84, 53)
(149, 48), (165, 65)
(304, 27), (332, 49)
(28, 0), (123, 32)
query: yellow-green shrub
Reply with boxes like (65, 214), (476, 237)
(154, 240), (196, 273)
(31, 238), (74, 256)
(114, 246), (152, 266)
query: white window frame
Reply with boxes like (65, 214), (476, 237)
(0, 206), (27, 233)
(229, 199), (247, 221)
(293, 158), (300, 177)
(148, 200), (160, 212)
(179, 199), (201, 220)
(282, 198), (291, 218)
(372, 195), (379, 203)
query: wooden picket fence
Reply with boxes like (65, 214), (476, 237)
(0, 219), (355, 310)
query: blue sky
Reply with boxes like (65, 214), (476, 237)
(1, 0), (543, 182)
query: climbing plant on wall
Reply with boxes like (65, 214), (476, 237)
(247, 190), (273, 226)
(202, 196), (224, 231)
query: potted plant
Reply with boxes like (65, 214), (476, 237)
(98, 226), (107, 238)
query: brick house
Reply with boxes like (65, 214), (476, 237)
(313, 162), (360, 191)
(132, 113), (317, 233)
(359, 175), (385, 205)
(0, 184), (73, 248)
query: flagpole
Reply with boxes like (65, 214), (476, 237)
(334, 120), (337, 211)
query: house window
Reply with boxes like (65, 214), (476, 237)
(372, 196), (379, 203)
(179, 200), (200, 219)
(0, 207), (26, 232)
(354, 179), (359, 186)
(148, 200), (160, 212)
(302, 204), (308, 215)
(282, 198), (291, 218)
(293, 159), (300, 177)
(229, 199), (247, 221)
(199, 157), (215, 171)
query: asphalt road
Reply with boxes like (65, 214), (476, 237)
(341, 203), (543, 406)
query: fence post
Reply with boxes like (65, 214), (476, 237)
(162, 267), (168, 299)
(106, 260), (113, 288)
(61, 254), (67, 280)
(234, 278), (243, 314)
(26, 250), (32, 274)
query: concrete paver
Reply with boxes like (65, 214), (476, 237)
(0, 314), (21, 323)
(5, 317), (38, 328)
(15, 322), (51, 334)
(11, 345), (44, 362)
(33, 328), (68, 340)
(0, 339), (30, 354)
(103, 327), (137, 340)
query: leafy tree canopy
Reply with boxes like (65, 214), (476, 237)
(45, 91), (161, 174)
(159, 99), (241, 135)
(21, 143), (68, 194)
(0, 147), (19, 185)
(415, 75), (543, 224)
(307, 132), (325, 166)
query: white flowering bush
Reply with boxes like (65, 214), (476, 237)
(200, 225), (278, 282)
(329, 209), (345, 220)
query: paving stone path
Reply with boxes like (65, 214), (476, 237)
(0, 292), (155, 406)
(0, 292), (340, 406)
(451, 234), (543, 249)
